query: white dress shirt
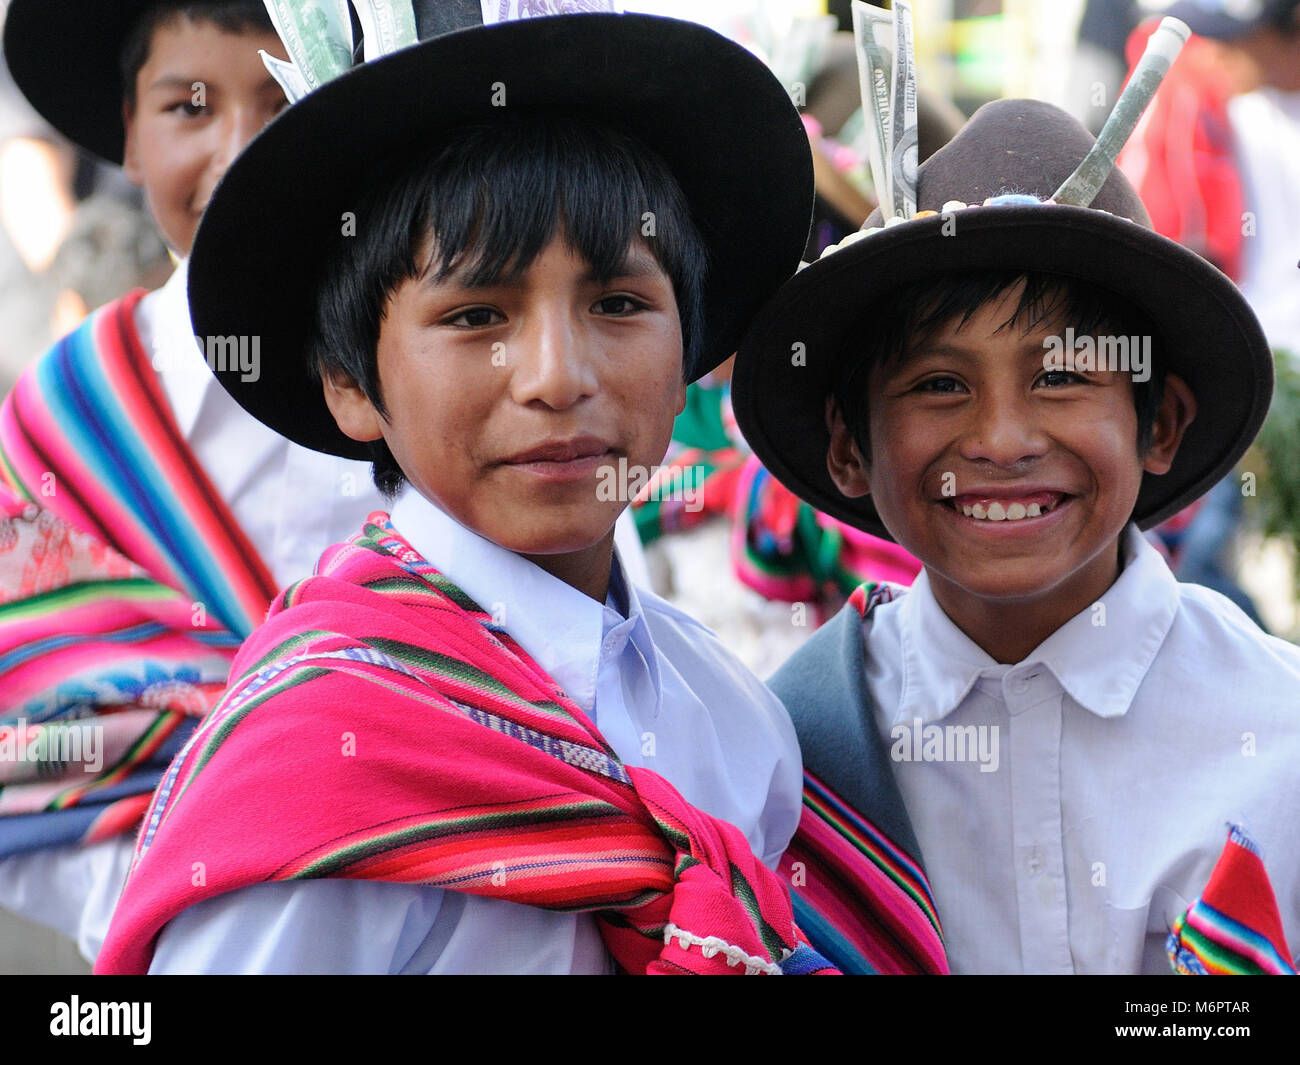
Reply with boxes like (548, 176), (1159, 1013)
(147, 489), (803, 974)
(861, 524), (1300, 974)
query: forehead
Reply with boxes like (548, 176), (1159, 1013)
(136, 15), (285, 79)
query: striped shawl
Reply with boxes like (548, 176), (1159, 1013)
(0, 293), (278, 856)
(96, 516), (838, 975)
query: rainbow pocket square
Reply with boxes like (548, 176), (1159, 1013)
(1167, 825), (1296, 975)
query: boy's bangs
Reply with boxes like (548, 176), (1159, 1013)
(900, 272), (1149, 360)
(415, 120), (690, 293)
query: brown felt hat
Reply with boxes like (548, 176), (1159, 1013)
(730, 97), (1274, 540)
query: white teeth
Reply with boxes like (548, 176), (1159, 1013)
(958, 498), (1059, 522)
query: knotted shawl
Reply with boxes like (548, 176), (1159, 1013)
(0, 294), (278, 856)
(96, 515), (837, 975)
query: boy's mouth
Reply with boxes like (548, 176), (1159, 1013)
(944, 490), (1068, 523)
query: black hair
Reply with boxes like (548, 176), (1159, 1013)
(831, 270), (1168, 462)
(119, 1), (275, 109)
(309, 114), (710, 497)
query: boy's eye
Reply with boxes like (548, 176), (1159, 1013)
(169, 101), (206, 118)
(446, 307), (503, 328)
(1038, 370), (1085, 387)
(913, 375), (966, 394)
(592, 295), (645, 316)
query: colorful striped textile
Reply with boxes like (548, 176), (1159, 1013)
(771, 580), (949, 974)
(732, 456), (921, 621)
(780, 772), (946, 975)
(0, 293), (278, 857)
(632, 380), (746, 544)
(1167, 825), (1297, 975)
(633, 380), (921, 619)
(96, 514), (840, 975)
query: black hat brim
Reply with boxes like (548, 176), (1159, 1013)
(187, 13), (813, 460)
(4, 0), (227, 163)
(731, 204), (1273, 539)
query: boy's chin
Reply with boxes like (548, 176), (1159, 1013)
(472, 506), (624, 560)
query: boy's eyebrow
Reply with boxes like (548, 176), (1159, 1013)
(588, 248), (665, 282)
(895, 334), (1054, 366)
(144, 74), (204, 94)
(421, 246), (666, 292)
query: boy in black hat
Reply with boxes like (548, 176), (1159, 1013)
(96, 4), (827, 976)
(0, 1), (387, 964)
(733, 76), (1300, 971)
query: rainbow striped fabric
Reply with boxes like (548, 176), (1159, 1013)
(0, 294), (278, 857)
(1167, 825), (1297, 975)
(781, 771), (947, 974)
(769, 580), (949, 974)
(631, 382), (921, 619)
(96, 515), (840, 975)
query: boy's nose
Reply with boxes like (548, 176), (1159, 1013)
(957, 391), (1050, 468)
(508, 310), (599, 410)
(211, 107), (270, 182)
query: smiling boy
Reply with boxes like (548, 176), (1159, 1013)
(0, 0), (386, 964)
(94, 6), (829, 976)
(734, 97), (1300, 974)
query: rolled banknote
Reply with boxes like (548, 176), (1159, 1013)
(851, 0), (895, 219)
(890, 0), (918, 219)
(260, 49), (311, 104)
(1054, 16), (1189, 208)
(263, 0), (354, 90)
(354, 0), (418, 62)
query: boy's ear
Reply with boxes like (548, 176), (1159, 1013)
(825, 395), (871, 498)
(122, 101), (143, 186)
(321, 369), (385, 444)
(1141, 372), (1198, 476)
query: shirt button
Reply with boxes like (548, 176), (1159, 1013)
(1025, 846), (1044, 876)
(1010, 675), (1030, 695)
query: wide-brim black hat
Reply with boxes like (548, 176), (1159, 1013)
(731, 98), (1273, 540)
(186, 8), (813, 460)
(3, 0), (265, 163)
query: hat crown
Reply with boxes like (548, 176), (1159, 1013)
(865, 98), (1153, 229)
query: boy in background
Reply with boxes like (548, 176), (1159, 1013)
(0, 0), (386, 964)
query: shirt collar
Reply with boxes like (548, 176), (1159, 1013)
(896, 567), (999, 726)
(139, 258), (212, 438)
(896, 524), (1180, 723)
(1029, 524), (1180, 718)
(388, 491), (658, 720)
